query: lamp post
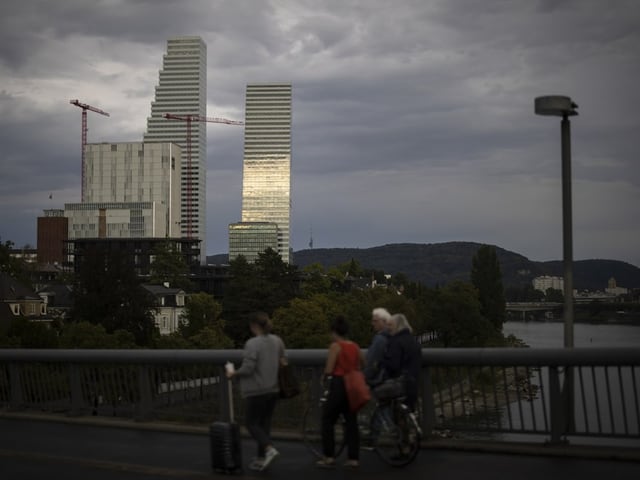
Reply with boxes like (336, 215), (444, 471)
(535, 95), (578, 349)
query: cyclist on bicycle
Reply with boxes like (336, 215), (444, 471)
(380, 313), (421, 411)
(364, 307), (391, 386)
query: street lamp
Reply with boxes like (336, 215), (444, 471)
(535, 95), (578, 349)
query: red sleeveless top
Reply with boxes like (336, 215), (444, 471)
(332, 341), (360, 376)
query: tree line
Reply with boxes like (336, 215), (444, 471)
(1, 240), (511, 349)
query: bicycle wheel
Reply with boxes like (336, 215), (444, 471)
(302, 404), (346, 459)
(371, 402), (420, 467)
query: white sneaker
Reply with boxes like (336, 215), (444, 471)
(260, 447), (279, 471)
(248, 458), (265, 471)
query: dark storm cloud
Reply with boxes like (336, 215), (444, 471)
(1, 0), (638, 267)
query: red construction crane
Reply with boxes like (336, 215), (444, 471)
(70, 99), (110, 200)
(163, 113), (244, 238)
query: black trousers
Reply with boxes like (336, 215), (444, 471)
(321, 376), (359, 460)
(245, 392), (278, 458)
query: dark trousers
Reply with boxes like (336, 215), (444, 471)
(245, 392), (278, 458)
(321, 376), (359, 460)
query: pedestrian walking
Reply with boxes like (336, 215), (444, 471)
(226, 311), (286, 471)
(316, 315), (365, 469)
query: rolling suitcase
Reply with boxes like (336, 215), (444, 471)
(210, 378), (243, 473)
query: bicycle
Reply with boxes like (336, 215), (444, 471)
(302, 379), (422, 467)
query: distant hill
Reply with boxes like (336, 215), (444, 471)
(207, 242), (640, 290)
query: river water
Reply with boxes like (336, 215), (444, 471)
(503, 320), (640, 348)
(497, 321), (640, 446)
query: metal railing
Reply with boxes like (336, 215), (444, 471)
(1, 348), (639, 446)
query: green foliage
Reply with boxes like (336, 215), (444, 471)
(70, 244), (158, 346)
(149, 241), (194, 291)
(505, 284), (545, 302)
(545, 288), (564, 303)
(152, 331), (190, 349)
(58, 322), (136, 349)
(428, 281), (497, 347)
(6, 317), (59, 348)
(272, 297), (331, 348)
(188, 326), (234, 349)
(179, 292), (224, 337)
(0, 239), (32, 288)
(222, 249), (300, 346)
(300, 263), (331, 297)
(471, 245), (506, 330)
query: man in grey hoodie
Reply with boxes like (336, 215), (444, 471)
(227, 312), (286, 471)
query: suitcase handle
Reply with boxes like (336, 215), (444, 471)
(228, 377), (234, 423)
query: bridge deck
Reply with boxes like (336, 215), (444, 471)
(1, 416), (639, 480)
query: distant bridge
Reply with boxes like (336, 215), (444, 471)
(506, 302), (563, 312)
(506, 302), (563, 320)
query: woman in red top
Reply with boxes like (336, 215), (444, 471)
(317, 315), (365, 469)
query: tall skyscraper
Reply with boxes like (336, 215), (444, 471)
(144, 36), (207, 260)
(238, 83), (292, 263)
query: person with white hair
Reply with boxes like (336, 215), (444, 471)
(363, 307), (391, 385)
(380, 313), (421, 410)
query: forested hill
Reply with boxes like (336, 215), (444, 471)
(208, 242), (640, 290)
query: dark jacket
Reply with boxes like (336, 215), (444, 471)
(364, 330), (390, 384)
(380, 329), (421, 409)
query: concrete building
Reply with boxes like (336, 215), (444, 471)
(533, 275), (564, 292)
(228, 222), (279, 263)
(66, 142), (181, 240)
(237, 83), (292, 263)
(144, 36), (207, 260)
(37, 209), (68, 265)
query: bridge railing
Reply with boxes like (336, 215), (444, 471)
(1, 348), (639, 445)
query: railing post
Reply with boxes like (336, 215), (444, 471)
(68, 364), (84, 416)
(136, 365), (153, 421)
(9, 363), (24, 410)
(421, 365), (436, 437)
(548, 365), (573, 444)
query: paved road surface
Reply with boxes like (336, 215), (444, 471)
(1, 417), (639, 479)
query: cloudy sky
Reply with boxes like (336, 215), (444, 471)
(1, 0), (639, 267)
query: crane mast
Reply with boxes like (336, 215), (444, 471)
(163, 113), (244, 238)
(70, 99), (110, 200)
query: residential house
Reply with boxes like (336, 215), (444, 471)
(0, 272), (51, 335)
(142, 284), (186, 335)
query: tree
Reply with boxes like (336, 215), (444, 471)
(179, 292), (225, 337)
(71, 244), (157, 346)
(300, 263), (331, 297)
(149, 241), (194, 291)
(471, 245), (506, 331)
(6, 317), (59, 348)
(428, 281), (496, 347)
(222, 250), (299, 346)
(0, 239), (32, 288)
(188, 326), (234, 349)
(58, 322), (136, 349)
(545, 288), (564, 303)
(272, 297), (330, 348)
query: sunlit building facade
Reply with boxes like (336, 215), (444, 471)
(239, 83), (292, 263)
(144, 36), (207, 260)
(228, 222), (279, 263)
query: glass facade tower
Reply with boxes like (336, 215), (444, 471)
(144, 36), (207, 261)
(240, 83), (292, 263)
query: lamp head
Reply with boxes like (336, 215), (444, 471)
(535, 96), (578, 117)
